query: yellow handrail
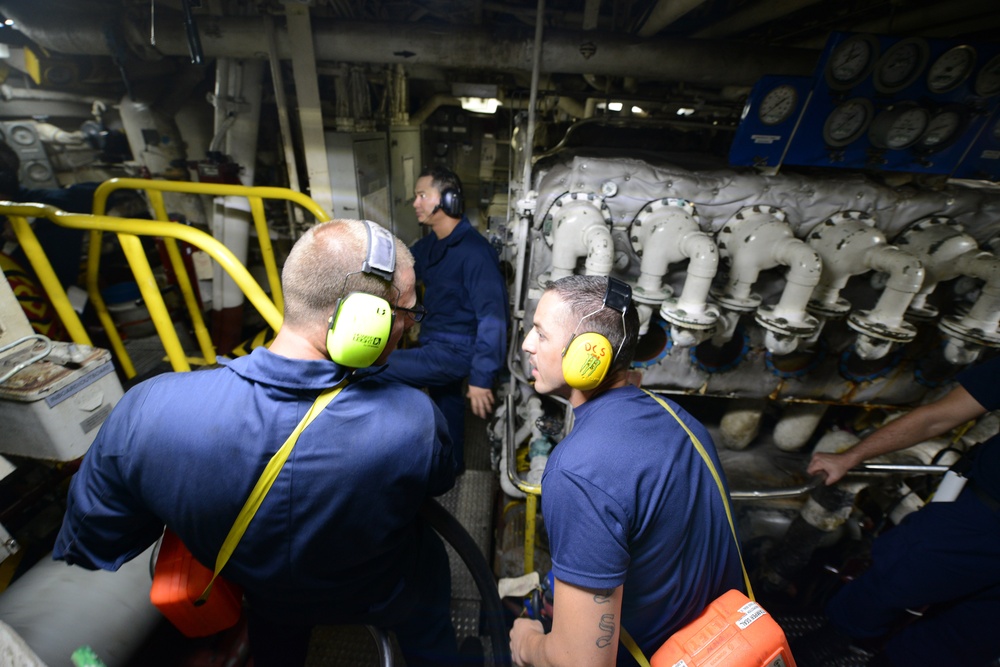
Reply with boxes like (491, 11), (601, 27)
(85, 178), (330, 376)
(2, 202), (282, 377)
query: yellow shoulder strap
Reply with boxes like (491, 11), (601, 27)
(621, 390), (755, 665)
(197, 380), (347, 603)
(640, 389), (754, 600)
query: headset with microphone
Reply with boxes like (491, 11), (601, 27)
(325, 220), (397, 368)
(561, 277), (633, 391)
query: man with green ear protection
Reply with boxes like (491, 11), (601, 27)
(54, 220), (463, 667)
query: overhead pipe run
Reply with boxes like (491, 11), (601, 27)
(0, 8), (820, 88)
(806, 212), (924, 360)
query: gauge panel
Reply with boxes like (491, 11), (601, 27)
(733, 32), (1000, 177)
(825, 34), (879, 91)
(869, 103), (930, 150)
(915, 107), (968, 153)
(757, 84), (800, 126)
(927, 45), (976, 94)
(873, 37), (930, 94)
(822, 98), (874, 147)
(975, 54), (1000, 97)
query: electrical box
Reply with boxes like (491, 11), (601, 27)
(325, 129), (423, 245)
(0, 343), (122, 461)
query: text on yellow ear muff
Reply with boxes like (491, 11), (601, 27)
(562, 332), (614, 391)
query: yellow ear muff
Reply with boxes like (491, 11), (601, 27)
(562, 332), (614, 391)
(326, 292), (394, 368)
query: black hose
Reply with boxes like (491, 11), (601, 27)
(420, 498), (513, 667)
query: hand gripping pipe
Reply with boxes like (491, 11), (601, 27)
(896, 217), (1000, 364)
(806, 212), (924, 360)
(712, 206), (821, 355)
(628, 198), (720, 347)
(545, 193), (614, 281)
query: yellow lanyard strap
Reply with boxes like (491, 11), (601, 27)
(197, 380), (347, 603)
(621, 390), (755, 667)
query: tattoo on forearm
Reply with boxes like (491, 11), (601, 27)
(596, 613), (616, 648)
(593, 590), (613, 604)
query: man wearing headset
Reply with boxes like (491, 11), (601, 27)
(509, 275), (745, 667)
(373, 165), (508, 470)
(53, 221), (462, 666)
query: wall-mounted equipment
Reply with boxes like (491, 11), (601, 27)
(731, 32), (1000, 179)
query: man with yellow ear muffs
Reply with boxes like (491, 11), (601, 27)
(511, 274), (746, 667)
(54, 220), (463, 667)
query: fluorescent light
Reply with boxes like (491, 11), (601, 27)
(676, 107), (695, 116)
(631, 106), (644, 114)
(608, 102), (623, 112)
(459, 97), (501, 114)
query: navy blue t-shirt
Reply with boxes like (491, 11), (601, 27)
(541, 385), (745, 661)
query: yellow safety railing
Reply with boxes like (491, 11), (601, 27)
(2, 202), (282, 378)
(82, 179), (329, 377)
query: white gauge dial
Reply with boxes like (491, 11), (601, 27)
(916, 109), (965, 152)
(975, 54), (1000, 97)
(826, 34), (879, 90)
(870, 104), (930, 150)
(874, 38), (930, 94)
(927, 45), (976, 93)
(758, 85), (799, 125)
(822, 98), (874, 147)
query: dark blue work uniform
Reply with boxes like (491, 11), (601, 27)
(53, 347), (460, 666)
(827, 355), (1000, 667)
(375, 217), (507, 465)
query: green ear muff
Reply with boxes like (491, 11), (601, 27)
(562, 331), (614, 390)
(326, 292), (394, 368)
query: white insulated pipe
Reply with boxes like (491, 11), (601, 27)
(861, 246), (925, 327)
(714, 206), (820, 354)
(549, 200), (614, 280)
(806, 213), (924, 359)
(630, 200), (720, 346)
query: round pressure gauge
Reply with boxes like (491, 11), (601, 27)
(757, 84), (799, 125)
(869, 103), (931, 150)
(822, 98), (874, 147)
(975, 54), (1000, 97)
(873, 37), (930, 94)
(927, 45), (976, 94)
(915, 107), (967, 153)
(825, 34), (879, 90)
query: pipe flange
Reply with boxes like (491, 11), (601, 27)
(907, 303), (939, 320)
(540, 192), (613, 247)
(938, 316), (1000, 346)
(755, 306), (819, 337)
(628, 197), (699, 257)
(710, 287), (761, 312)
(847, 310), (918, 343)
(631, 287), (672, 304)
(807, 296), (852, 318)
(659, 297), (720, 330)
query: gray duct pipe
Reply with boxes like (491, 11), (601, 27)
(1, 8), (819, 87)
(0, 547), (162, 667)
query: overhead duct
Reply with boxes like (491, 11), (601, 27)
(0, 8), (820, 88)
